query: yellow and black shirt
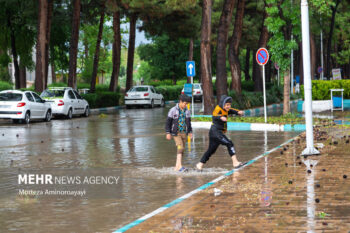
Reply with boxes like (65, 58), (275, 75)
(211, 95), (240, 133)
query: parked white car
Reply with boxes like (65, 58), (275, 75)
(40, 87), (89, 119)
(0, 90), (52, 124)
(181, 83), (203, 102)
(125, 85), (165, 108)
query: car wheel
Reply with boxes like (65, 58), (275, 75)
(23, 112), (30, 124)
(149, 100), (154, 108)
(45, 110), (52, 122)
(160, 99), (165, 107)
(66, 108), (73, 119)
(83, 107), (89, 117)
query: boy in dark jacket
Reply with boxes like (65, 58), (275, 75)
(196, 95), (244, 170)
(165, 95), (193, 172)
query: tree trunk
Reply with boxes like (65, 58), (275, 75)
(201, 0), (215, 114)
(7, 12), (20, 89)
(216, 0), (236, 101)
(51, 61), (56, 83)
(253, 11), (268, 92)
(228, 0), (245, 94)
(109, 9), (121, 92)
(35, 0), (48, 93)
(68, 0), (81, 89)
(44, 0), (53, 88)
(187, 38), (194, 83)
(90, 3), (106, 93)
(172, 75), (177, 85)
(125, 13), (137, 92)
(283, 70), (290, 115)
(19, 63), (26, 89)
(326, 0), (340, 79)
(244, 48), (250, 81)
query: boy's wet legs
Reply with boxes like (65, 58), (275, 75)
(173, 133), (186, 171)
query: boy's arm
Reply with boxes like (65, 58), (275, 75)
(165, 117), (173, 134)
(229, 107), (244, 116)
(187, 117), (192, 133)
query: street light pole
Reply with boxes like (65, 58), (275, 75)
(301, 0), (319, 155)
(320, 18), (324, 80)
(290, 0), (294, 95)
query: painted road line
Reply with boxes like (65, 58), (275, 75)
(112, 135), (300, 233)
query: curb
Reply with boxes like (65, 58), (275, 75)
(112, 134), (300, 233)
(90, 106), (124, 115)
(191, 121), (306, 132)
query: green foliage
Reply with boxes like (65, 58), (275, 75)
(137, 34), (200, 83)
(0, 67), (11, 82)
(301, 80), (350, 100)
(79, 23), (114, 82)
(265, 0), (300, 72)
(82, 92), (121, 109)
(228, 85), (286, 110)
(0, 0), (36, 77)
(0, 81), (13, 91)
(155, 85), (183, 101)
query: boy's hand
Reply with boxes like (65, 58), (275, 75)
(166, 134), (172, 140)
(188, 133), (193, 139)
(238, 111), (244, 116)
(220, 116), (227, 122)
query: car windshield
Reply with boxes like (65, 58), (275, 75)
(194, 84), (201, 89)
(41, 90), (65, 98)
(0, 93), (23, 101)
(129, 87), (149, 92)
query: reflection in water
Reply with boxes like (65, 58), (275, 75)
(303, 158), (318, 233)
(261, 130), (272, 207)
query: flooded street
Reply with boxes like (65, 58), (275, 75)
(0, 103), (300, 232)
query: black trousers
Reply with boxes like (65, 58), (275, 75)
(200, 129), (236, 164)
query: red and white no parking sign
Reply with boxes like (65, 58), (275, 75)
(256, 48), (269, 66)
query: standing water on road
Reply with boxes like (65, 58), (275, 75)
(0, 104), (300, 232)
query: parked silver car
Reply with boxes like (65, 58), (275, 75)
(0, 90), (52, 124)
(125, 85), (165, 108)
(40, 87), (89, 119)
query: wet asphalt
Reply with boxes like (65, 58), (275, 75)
(0, 103), (301, 232)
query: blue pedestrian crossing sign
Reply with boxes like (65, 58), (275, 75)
(186, 61), (195, 77)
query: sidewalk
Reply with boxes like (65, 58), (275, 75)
(118, 126), (350, 232)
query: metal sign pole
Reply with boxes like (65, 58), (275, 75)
(301, 0), (319, 155)
(191, 76), (194, 117)
(262, 65), (267, 123)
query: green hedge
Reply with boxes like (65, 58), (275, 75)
(301, 80), (350, 100)
(81, 92), (120, 109)
(228, 85), (285, 110)
(155, 85), (183, 101)
(0, 81), (13, 91)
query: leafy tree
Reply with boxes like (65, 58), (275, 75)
(215, 0), (235, 101)
(138, 34), (198, 84)
(265, 0), (300, 114)
(0, 0), (36, 88)
(201, 0), (215, 114)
